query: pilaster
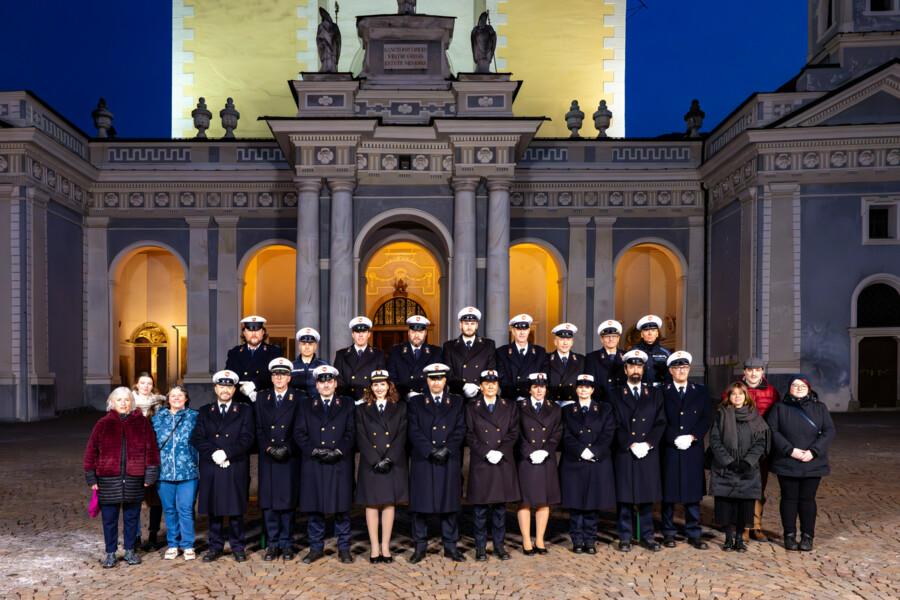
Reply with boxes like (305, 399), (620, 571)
(566, 216), (591, 354)
(763, 183), (802, 372)
(84, 216), (113, 409)
(451, 177), (479, 314)
(686, 215), (706, 377)
(215, 216), (239, 368)
(184, 216), (212, 383)
(296, 178), (322, 332)
(485, 179), (512, 343)
(328, 179), (355, 356)
(592, 217), (617, 342)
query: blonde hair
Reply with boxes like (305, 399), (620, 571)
(105, 387), (136, 412)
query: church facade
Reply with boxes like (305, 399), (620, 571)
(0, 0), (898, 421)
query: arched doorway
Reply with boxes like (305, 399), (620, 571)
(850, 277), (900, 409)
(241, 243), (297, 359)
(614, 242), (685, 350)
(112, 246), (187, 390)
(363, 241), (441, 352)
(509, 242), (564, 348)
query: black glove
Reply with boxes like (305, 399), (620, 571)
(321, 448), (342, 465)
(735, 460), (751, 474)
(311, 448), (327, 462)
(434, 447), (451, 466)
(266, 445), (290, 464)
(427, 448), (441, 463)
(373, 458), (393, 473)
(726, 459), (741, 471)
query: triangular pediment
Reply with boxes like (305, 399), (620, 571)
(771, 60), (900, 128)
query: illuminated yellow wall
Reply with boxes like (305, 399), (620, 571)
(241, 245), (297, 346)
(509, 243), (562, 348)
(172, 0), (625, 138)
(614, 244), (682, 350)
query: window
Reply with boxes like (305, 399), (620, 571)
(862, 197), (900, 244)
(870, 0), (893, 11)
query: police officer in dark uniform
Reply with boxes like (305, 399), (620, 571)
(387, 315), (442, 398)
(547, 323), (585, 406)
(497, 314), (549, 401)
(333, 317), (386, 401)
(442, 307), (497, 400)
(293, 365), (356, 564)
(189, 370), (256, 562)
(585, 319), (626, 396)
(607, 350), (666, 552)
(290, 327), (329, 399)
(225, 316), (283, 403)
(407, 363), (467, 564)
(255, 358), (302, 561)
(629, 315), (671, 389)
(660, 351), (711, 550)
(466, 369), (520, 561)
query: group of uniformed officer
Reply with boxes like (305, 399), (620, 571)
(190, 309), (716, 563)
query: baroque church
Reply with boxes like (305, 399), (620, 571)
(0, 0), (898, 421)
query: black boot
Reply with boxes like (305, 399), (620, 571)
(783, 533), (799, 551)
(798, 534), (813, 551)
(145, 531), (159, 551)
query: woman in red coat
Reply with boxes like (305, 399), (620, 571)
(84, 387), (160, 568)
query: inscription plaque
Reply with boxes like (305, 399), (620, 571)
(384, 43), (428, 70)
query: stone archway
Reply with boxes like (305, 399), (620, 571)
(240, 243), (297, 359)
(849, 275), (900, 410)
(509, 241), (565, 348)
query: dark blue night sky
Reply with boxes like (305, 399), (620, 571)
(0, 1), (807, 139)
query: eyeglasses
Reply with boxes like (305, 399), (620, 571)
(790, 383), (809, 390)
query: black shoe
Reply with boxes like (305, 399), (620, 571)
(233, 550), (247, 562)
(572, 543), (584, 554)
(493, 545), (511, 560)
(475, 546), (487, 562)
(722, 538), (734, 552)
(783, 534), (799, 551)
(733, 539), (747, 553)
(381, 554), (393, 564)
(133, 535), (142, 551)
(408, 550), (427, 564)
(442, 549), (465, 562)
(662, 535), (676, 548)
(687, 537), (708, 550)
(282, 547), (295, 561)
(584, 544), (597, 555)
(369, 554), (382, 564)
(798, 534), (813, 552)
(534, 545), (548, 555)
(101, 552), (117, 568)
(640, 539), (661, 552)
(302, 549), (324, 564)
(264, 547), (279, 561)
(522, 547), (534, 556)
(145, 532), (160, 551)
(617, 541), (631, 552)
(123, 549), (141, 565)
(338, 549), (353, 563)
(203, 549), (222, 562)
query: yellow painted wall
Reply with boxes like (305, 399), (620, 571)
(241, 245), (297, 344)
(509, 243), (562, 348)
(614, 244), (682, 349)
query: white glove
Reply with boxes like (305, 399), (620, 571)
(407, 392), (423, 399)
(631, 443), (650, 459)
(516, 396), (526, 402)
(240, 381), (256, 397)
(248, 391), (257, 403)
(355, 398), (366, 405)
(219, 460), (230, 469)
(211, 449), (227, 465)
(674, 435), (693, 450)
(463, 383), (480, 398)
(580, 448), (595, 461)
(556, 400), (575, 408)
(486, 450), (503, 464)
(530, 450), (549, 464)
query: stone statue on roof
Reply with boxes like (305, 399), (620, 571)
(316, 7), (341, 73)
(471, 11), (496, 73)
(397, 0), (416, 15)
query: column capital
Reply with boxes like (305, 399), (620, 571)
(85, 216), (110, 228)
(486, 178), (514, 192)
(185, 216), (211, 229)
(687, 215), (705, 227)
(738, 187), (757, 204)
(568, 216), (592, 227)
(450, 176), (480, 193)
(593, 216), (617, 228)
(295, 177), (324, 194)
(214, 215), (240, 227)
(327, 178), (356, 194)
(767, 182), (800, 196)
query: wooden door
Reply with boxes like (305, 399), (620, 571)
(858, 337), (898, 408)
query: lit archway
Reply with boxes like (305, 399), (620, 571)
(112, 246), (187, 391)
(509, 242), (564, 348)
(614, 242), (685, 350)
(241, 243), (297, 359)
(848, 274), (900, 410)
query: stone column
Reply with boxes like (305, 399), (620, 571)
(451, 177), (479, 314)
(23, 189), (54, 420)
(296, 178), (322, 331)
(0, 186), (15, 418)
(184, 217), (211, 383)
(592, 216), (617, 336)
(738, 189), (757, 370)
(485, 179), (512, 343)
(685, 215), (705, 376)
(566, 217), (591, 354)
(215, 216), (239, 368)
(328, 179), (355, 356)
(764, 183), (801, 373)
(84, 216), (113, 409)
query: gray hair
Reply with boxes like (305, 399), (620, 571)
(105, 386), (136, 412)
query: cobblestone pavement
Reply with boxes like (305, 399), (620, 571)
(1, 411), (898, 599)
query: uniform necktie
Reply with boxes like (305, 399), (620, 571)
(534, 402), (541, 414)
(323, 398), (331, 414)
(632, 386), (640, 399)
(220, 404), (227, 419)
(466, 340), (472, 351)
(562, 356), (568, 367)
(678, 386), (685, 399)
(434, 395), (441, 404)
(413, 347), (420, 360)
(582, 404), (589, 414)
(357, 348), (363, 358)
(519, 348), (526, 361)
(378, 402), (385, 415)
(488, 402), (494, 413)
(276, 394), (283, 408)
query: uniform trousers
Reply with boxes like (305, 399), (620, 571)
(208, 515), (245, 552)
(616, 502), (655, 542)
(411, 512), (459, 551)
(263, 508), (295, 548)
(568, 509), (599, 545)
(307, 511), (351, 551)
(661, 502), (702, 538)
(100, 502), (141, 553)
(472, 503), (507, 548)
(777, 475), (821, 537)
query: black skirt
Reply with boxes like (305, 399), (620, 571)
(713, 496), (753, 526)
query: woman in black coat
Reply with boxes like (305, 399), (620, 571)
(515, 373), (562, 555)
(355, 370), (408, 563)
(559, 374), (616, 554)
(766, 374), (836, 551)
(708, 382), (770, 552)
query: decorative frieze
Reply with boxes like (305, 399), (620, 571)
(87, 186), (298, 212)
(508, 183), (703, 210)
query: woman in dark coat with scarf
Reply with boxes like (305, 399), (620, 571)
(355, 370), (408, 563)
(708, 382), (770, 552)
(766, 374), (836, 551)
(84, 387), (161, 568)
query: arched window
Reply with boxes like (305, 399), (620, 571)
(373, 297), (427, 326)
(857, 283), (900, 327)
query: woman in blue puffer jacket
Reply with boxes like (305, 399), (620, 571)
(151, 385), (200, 560)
